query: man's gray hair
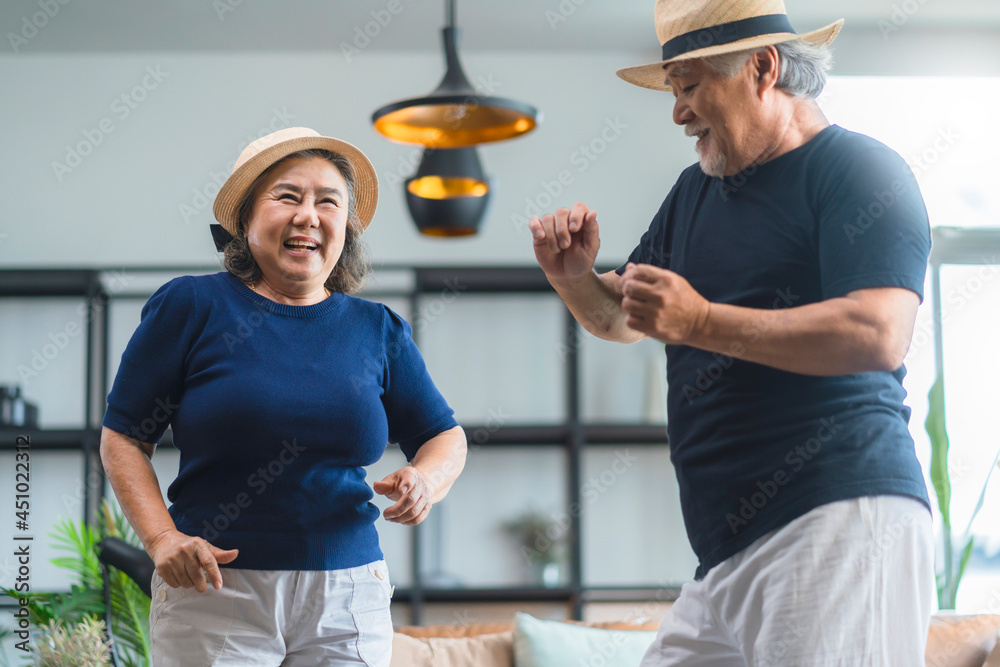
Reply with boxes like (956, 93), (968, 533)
(701, 40), (833, 99)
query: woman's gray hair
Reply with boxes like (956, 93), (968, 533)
(701, 40), (833, 99)
(223, 148), (371, 295)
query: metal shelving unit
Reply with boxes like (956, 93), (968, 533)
(1, 265), (681, 623)
(0, 269), (109, 528)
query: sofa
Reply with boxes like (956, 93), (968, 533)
(389, 612), (1000, 667)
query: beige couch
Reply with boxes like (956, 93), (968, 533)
(389, 613), (1000, 667)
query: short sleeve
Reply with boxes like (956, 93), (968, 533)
(380, 306), (459, 460)
(616, 182), (678, 275)
(102, 277), (199, 444)
(816, 141), (931, 301)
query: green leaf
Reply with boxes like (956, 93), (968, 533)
(926, 374), (952, 528)
(957, 536), (975, 586)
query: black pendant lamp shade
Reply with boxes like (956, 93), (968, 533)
(405, 147), (492, 237)
(372, 1), (540, 149)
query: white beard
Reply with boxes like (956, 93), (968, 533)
(696, 135), (728, 178)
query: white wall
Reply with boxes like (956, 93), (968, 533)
(0, 49), (680, 270)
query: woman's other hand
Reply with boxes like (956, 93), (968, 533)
(373, 467), (431, 526)
(147, 528), (239, 592)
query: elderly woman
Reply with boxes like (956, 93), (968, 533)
(100, 127), (466, 666)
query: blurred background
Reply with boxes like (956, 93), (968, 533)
(1, 0), (999, 656)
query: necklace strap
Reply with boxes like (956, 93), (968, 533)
(248, 281), (331, 299)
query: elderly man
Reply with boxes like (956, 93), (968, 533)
(530, 1), (933, 664)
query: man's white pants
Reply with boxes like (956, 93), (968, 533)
(641, 495), (935, 666)
(149, 559), (394, 666)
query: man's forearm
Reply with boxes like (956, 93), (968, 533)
(100, 427), (177, 550)
(689, 296), (908, 376)
(549, 270), (647, 343)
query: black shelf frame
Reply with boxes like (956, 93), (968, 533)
(404, 266), (671, 623)
(1, 265), (676, 623)
(0, 269), (109, 530)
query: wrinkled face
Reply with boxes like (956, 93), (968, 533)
(244, 156), (350, 290)
(665, 57), (762, 178)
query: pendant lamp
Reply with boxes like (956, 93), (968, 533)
(371, 0), (540, 149)
(405, 147), (492, 237)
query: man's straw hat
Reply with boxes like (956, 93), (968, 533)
(617, 0), (844, 92)
(213, 127), (378, 237)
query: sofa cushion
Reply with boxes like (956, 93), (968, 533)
(514, 612), (657, 667)
(925, 614), (1000, 667)
(390, 631), (513, 667)
(395, 623), (515, 639)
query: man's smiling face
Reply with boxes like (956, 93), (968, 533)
(665, 56), (766, 178)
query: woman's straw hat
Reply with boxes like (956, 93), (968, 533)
(617, 0), (844, 92)
(213, 127), (378, 236)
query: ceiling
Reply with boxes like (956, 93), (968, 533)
(2, 0), (999, 54)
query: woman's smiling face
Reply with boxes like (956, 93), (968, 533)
(244, 156), (350, 296)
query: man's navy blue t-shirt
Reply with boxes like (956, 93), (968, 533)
(618, 125), (931, 579)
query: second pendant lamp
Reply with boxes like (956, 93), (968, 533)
(405, 147), (492, 237)
(372, 0), (540, 237)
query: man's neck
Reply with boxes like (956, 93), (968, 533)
(726, 99), (830, 176)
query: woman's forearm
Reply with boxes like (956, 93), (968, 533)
(410, 426), (467, 504)
(99, 426), (177, 551)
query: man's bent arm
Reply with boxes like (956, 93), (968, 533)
(550, 269), (648, 344)
(689, 288), (919, 376)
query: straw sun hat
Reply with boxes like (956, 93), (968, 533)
(212, 127), (379, 237)
(617, 0), (844, 92)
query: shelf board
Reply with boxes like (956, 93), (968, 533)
(584, 424), (668, 445)
(391, 586), (577, 604)
(389, 585), (682, 604)
(582, 586), (683, 603)
(0, 269), (103, 297)
(154, 424), (667, 449)
(0, 428), (98, 450)
(414, 267), (554, 294)
(931, 227), (1000, 266)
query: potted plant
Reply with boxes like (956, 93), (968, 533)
(926, 374), (1000, 609)
(501, 509), (568, 587)
(1, 500), (151, 667)
(31, 618), (112, 666)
